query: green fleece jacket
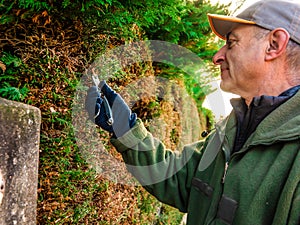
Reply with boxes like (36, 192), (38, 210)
(111, 91), (300, 225)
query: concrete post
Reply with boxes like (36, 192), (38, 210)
(0, 97), (41, 225)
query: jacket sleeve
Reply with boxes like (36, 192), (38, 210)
(110, 119), (207, 212)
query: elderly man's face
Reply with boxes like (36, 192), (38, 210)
(213, 25), (269, 100)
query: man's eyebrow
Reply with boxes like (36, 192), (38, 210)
(226, 31), (240, 44)
(226, 31), (239, 40)
(226, 32), (234, 44)
(226, 32), (232, 41)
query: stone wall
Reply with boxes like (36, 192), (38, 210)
(0, 97), (41, 225)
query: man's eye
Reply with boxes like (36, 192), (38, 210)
(227, 40), (236, 49)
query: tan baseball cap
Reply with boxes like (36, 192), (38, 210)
(207, 0), (300, 44)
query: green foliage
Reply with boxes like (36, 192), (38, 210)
(0, 51), (22, 68)
(0, 52), (29, 101)
(17, 0), (50, 11)
(61, 0), (106, 9)
(156, 205), (184, 225)
(0, 84), (29, 101)
(137, 191), (184, 224)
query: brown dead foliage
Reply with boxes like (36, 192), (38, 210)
(0, 9), (201, 224)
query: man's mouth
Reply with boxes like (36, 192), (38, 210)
(221, 66), (229, 73)
(221, 68), (229, 73)
(220, 66), (230, 79)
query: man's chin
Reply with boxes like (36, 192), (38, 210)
(219, 81), (231, 93)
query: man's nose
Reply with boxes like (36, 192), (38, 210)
(213, 46), (226, 65)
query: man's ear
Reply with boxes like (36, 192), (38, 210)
(265, 28), (290, 61)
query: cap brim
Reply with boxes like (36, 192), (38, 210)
(207, 13), (256, 40)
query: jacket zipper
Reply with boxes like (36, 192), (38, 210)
(221, 148), (246, 184)
(221, 135), (231, 184)
(221, 161), (229, 184)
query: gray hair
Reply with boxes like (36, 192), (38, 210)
(285, 40), (300, 84)
(254, 26), (300, 84)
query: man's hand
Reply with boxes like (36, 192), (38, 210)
(85, 81), (137, 137)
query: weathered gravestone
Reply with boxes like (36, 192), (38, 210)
(0, 97), (41, 225)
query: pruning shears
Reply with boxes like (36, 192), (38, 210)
(91, 74), (114, 126)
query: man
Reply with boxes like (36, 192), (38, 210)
(85, 0), (300, 224)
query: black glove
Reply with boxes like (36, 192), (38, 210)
(85, 81), (137, 137)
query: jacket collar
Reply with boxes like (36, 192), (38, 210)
(247, 89), (300, 145)
(215, 85), (300, 153)
(230, 85), (300, 152)
(228, 87), (300, 150)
